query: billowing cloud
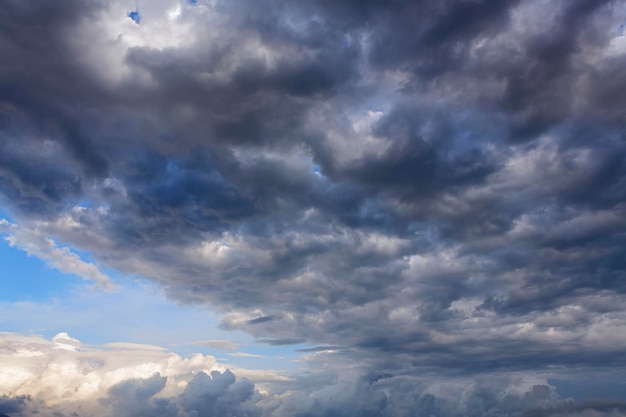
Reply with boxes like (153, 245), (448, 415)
(0, 395), (29, 416)
(3, 333), (626, 417)
(0, 332), (275, 416)
(1, 0), (626, 414)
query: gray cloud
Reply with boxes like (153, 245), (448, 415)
(191, 339), (238, 350)
(0, 395), (29, 415)
(521, 399), (626, 417)
(103, 373), (178, 417)
(1, 0), (626, 412)
(256, 338), (305, 345)
(0, 330), (624, 417)
(100, 370), (261, 417)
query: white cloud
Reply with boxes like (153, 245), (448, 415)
(52, 332), (81, 351)
(229, 352), (265, 358)
(0, 332), (217, 404)
(0, 331), (299, 416)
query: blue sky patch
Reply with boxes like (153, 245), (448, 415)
(128, 9), (141, 24)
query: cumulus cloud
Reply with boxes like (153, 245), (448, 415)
(0, 332), (214, 406)
(0, 332), (272, 416)
(4, 332), (626, 417)
(1, 0), (626, 413)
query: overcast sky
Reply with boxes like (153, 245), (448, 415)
(2, 0), (626, 416)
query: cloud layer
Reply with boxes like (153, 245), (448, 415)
(2, 0), (626, 414)
(3, 333), (626, 417)
(0, 332), (261, 416)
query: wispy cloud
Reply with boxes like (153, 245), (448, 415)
(229, 352), (265, 358)
(0, 219), (113, 288)
(191, 339), (238, 350)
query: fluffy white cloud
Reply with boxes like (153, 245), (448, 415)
(0, 332), (215, 404)
(0, 332), (270, 416)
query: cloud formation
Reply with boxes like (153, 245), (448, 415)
(1, 0), (626, 414)
(0, 219), (113, 288)
(3, 333), (626, 417)
(0, 332), (269, 416)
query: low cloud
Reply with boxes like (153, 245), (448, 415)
(0, 332), (271, 417)
(0, 395), (29, 416)
(2, 332), (626, 417)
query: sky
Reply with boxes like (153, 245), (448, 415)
(1, 0), (626, 416)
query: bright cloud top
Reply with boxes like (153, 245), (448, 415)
(0, 332), (263, 416)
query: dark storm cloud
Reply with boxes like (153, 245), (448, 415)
(0, 0), (110, 176)
(102, 374), (178, 417)
(313, 104), (498, 200)
(246, 315), (278, 325)
(264, 376), (626, 417)
(0, 136), (83, 215)
(0, 395), (29, 415)
(8, 370), (626, 417)
(2, 0), (626, 411)
(521, 399), (626, 417)
(5, 340), (624, 417)
(99, 370), (261, 417)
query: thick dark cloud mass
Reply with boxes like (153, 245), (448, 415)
(101, 370), (261, 417)
(2, 0), (626, 414)
(10, 370), (626, 417)
(0, 396), (29, 415)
